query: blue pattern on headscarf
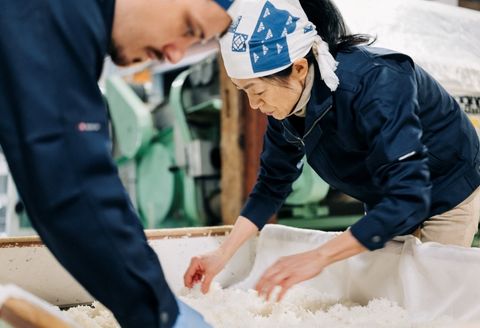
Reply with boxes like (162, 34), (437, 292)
(229, 16), (243, 33)
(248, 1), (299, 73)
(213, 0), (235, 10)
(232, 33), (248, 52)
(303, 24), (314, 33)
(230, 16), (248, 52)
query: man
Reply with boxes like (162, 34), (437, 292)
(0, 0), (233, 327)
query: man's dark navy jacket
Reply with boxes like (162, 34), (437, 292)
(0, 0), (178, 326)
(241, 46), (480, 250)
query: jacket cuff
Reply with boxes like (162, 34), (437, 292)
(349, 215), (389, 251)
(240, 194), (280, 229)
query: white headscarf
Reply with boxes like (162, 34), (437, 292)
(220, 0), (339, 92)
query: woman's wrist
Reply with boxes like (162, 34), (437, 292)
(218, 216), (258, 261)
(314, 231), (367, 266)
(218, 243), (237, 262)
(314, 246), (334, 266)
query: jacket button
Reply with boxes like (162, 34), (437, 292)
(160, 312), (169, 324)
(372, 235), (381, 243)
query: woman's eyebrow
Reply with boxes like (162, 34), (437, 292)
(243, 83), (254, 90)
(232, 82), (254, 90)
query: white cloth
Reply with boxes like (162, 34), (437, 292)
(220, 0), (339, 91)
(235, 224), (480, 323)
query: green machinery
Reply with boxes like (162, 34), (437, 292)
(279, 162), (361, 230)
(105, 56), (363, 230)
(106, 56), (223, 228)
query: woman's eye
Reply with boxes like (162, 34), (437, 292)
(255, 91), (264, 96)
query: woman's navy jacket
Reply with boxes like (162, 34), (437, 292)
(240, 46), (480, 250)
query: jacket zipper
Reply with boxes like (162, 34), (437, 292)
(282, 122), (305, 147)
(282, 105), (333, 147)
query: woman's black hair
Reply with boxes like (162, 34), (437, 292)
(262, 0), (375, 83)
(300, 0), (374, 53)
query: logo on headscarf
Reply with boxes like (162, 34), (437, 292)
(230, 16), (248, 53)
(248, 1), (299, 73)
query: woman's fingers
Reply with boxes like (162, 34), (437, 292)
(277, 277), (296, 301)
(192, 272), (203, 284)
(256, 273), (291, 301)
(255, 261), (283, 290)
(257, 271), (298, 302)
(201, 272), (214, 294)
(183, 257), (203, 288)
(255, 262), (289, 300)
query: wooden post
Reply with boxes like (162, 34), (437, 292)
(220, 58), (245, 225)
(219, 57), (273, 225)
(243, 98), (268, 200)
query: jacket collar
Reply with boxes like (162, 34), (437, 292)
(304, 73), (334, 135)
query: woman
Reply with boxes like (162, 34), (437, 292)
(184, 0), (480, 301)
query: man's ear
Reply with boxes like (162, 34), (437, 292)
(291, 58), (309, 84)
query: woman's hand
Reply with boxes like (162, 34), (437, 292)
(184, 216), (259, 294)
(255, 230), (368, 301)
(183, 249), (228, 293)
(255, 249), (327, 301)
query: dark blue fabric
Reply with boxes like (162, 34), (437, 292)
(0, 0), (178, 326)
(214, 0), (235, 10)
(241, 46), (480, 250)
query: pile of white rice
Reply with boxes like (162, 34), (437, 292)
(64, 301), (120, 328)
(179, 283), (453, 328)
(64, 284), (453, 328)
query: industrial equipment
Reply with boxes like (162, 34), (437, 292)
(106, 56), (224, 228)
(0, 148), (7, 234)
(0, 148), (33, 237)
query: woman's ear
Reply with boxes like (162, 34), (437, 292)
(290, 58), (309, 84)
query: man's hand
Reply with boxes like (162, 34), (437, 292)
(255, 249), (327, 301)
(183, 249), (228, 294)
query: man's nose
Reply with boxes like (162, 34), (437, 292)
(162, 43), (189, 64)
(163, 36), (203, 64)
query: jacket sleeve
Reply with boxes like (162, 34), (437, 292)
(349, 62), (431, 250)
(240, 117), (305, 229)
